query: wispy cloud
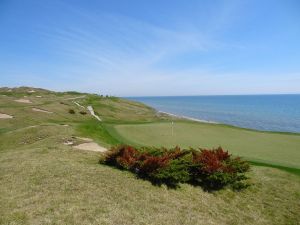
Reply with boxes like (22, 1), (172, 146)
(1, 0), (299, 95)
(32, 2), (230, 95)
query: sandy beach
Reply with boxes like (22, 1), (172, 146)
(159, 111), (218, 124)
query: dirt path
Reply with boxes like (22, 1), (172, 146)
(73, 101), (85, 109)
(87, 106), (102, 121)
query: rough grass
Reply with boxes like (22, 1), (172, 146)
(111, 122), (300, 169)
(1, 87), (300, 224)
(0, 128), (299, 225)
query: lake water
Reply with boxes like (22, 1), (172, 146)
(128, 95), (300, 133)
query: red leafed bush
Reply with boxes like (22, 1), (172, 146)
(138, 155), (170, 175)
(191, 147), (250, 189)
(99, 145), (140, 170)
(192, 147), (231, 174)
(99, 145), (250, 190)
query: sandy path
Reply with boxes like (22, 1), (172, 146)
(14, 99), (32, 103)
(0, 113), (13, 119)
(32, 108), (53, 114)
(73, 101), (85, 108)
(87, 106), (102, 121)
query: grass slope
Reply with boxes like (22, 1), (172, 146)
(1, 87), (300, 225)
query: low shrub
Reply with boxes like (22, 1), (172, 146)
(68, 109), (75, 114)
(79, 111), (87, 115)
(99, 145), (250, 190)
(190, 147), (250, 190)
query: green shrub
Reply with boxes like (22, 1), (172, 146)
(100, 145), (250, 190)
(189, 147), (250, 190)
(152, 158), (191, 186)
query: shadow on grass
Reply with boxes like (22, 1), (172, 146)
(99, 163), (249, 191)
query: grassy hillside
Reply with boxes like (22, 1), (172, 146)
(1, 87), (300, 225)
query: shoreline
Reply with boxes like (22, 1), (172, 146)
(158, 110), (218, 124)
(158, 110), (300, 135)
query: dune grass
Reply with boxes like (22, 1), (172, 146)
(110, 121), (300, 169)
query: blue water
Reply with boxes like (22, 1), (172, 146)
(128, 95), (300, 133)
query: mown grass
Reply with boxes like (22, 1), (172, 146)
(111, 121), (300, 169)
(250, 161), (300, 176)
(76, 120), (121, 147)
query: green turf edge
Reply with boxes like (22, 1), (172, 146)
(75, 120), (121, 147)
(249, 161), (300, 177)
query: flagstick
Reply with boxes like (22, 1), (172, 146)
(171, 121), (174, 136)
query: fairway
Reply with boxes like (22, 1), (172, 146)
(112, 122), (300, 169)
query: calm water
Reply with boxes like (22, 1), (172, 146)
(128, 95), (300, 133)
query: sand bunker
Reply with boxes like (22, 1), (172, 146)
(28, 90), (36, 93)
(14, 99), (32, 103)
(73, 142), (107, 152)
(32, 108), (53, 114)
(64, 140), (74, 145)
(36, 96), (42, 98)
(0, 113), (13, 119)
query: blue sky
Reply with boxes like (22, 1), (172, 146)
(0, 0), (300, 96)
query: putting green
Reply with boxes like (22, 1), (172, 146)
(112, 121), (300, 168)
